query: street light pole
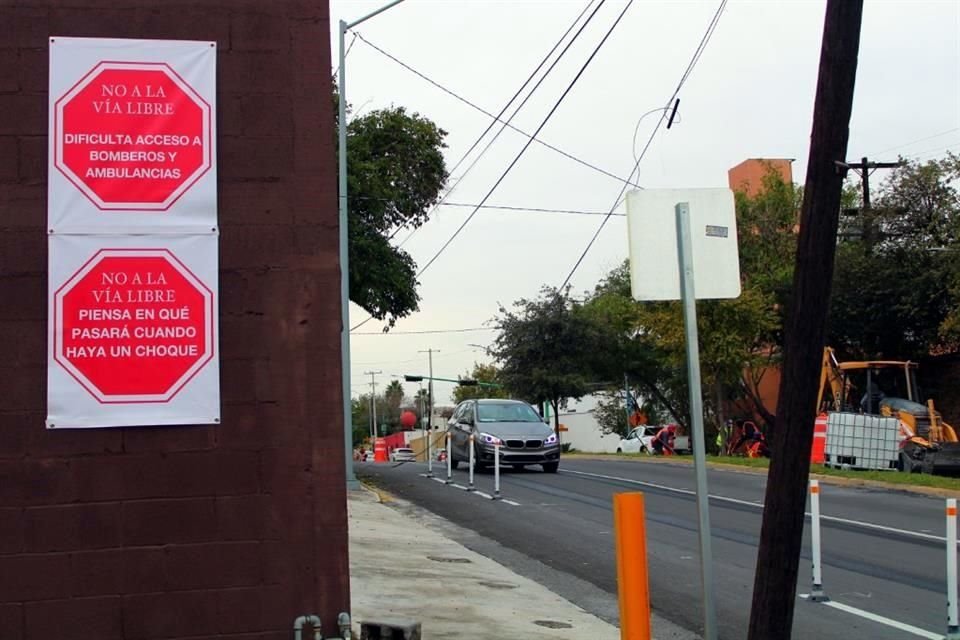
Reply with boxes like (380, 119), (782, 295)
(339, 0), (407, 488)
(419, 348), (439, 472)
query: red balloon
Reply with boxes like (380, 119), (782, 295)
(400, 410), (417, 429)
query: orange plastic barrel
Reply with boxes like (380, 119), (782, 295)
(811, 413), (827, 464)
(374, 438), (388, 463)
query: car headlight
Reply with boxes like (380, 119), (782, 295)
(480, 432), (502, 445)
(545, 433), (558, 445)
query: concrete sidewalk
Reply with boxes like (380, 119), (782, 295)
(348, 486), (618, 638)
(348, 486), (698, 639)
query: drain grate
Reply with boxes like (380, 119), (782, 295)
(533, 620), (573, 629)
(426, 555), (472, 564)
(476, 581), (518, 590)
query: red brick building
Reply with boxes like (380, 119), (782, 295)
(0, 3), (349, 638)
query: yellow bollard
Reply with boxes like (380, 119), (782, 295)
(614, 492), (651, 640)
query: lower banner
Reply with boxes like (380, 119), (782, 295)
(47, 233), (220, 428)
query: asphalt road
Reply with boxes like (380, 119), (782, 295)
(358, 456), (955, 640)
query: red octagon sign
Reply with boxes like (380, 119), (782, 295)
(54, 62), (212, 211)
(53, 249), (214, 403)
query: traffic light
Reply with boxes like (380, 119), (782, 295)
(458, 379), (478, 386)
(404, 375), (423, 382)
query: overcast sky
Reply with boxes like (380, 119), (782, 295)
(329, 0), (960, 407)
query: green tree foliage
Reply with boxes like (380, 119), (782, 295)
(581, 168), (800, 431)
(491, 287), (598, 433)
(336, 88), (449, 326)
(593, 391), (668, 438)
(452, 362), (510, 403)
(828, 154), (960, 360)
(383, 380), (405, 424)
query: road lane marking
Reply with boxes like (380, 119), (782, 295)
(431, 477), (447, 485)
(560, 468), (951, 544)
(474, 490), (493, 500)
(503, 499), (521, 506)
(799, 595), (940, 639)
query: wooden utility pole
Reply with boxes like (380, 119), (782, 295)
(747, 1), (864, 638)
(841, 156), (904, 247)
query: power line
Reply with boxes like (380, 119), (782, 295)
(350, 1), (600, 332)
(355, 196), (624, 216)
(560, 0), (728, 289)
(904, 141), (959, 160)
(352, 326), (494, 336)
(354, 31), (642, 192)
(415, 0), (635, 280)
(388, 0), (600, 249)
(867, 127), (960, 157)
(442, 202), (623, 216)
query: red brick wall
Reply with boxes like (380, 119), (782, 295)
(0, 3), (348, 638)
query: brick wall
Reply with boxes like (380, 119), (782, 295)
(0, 2), (348, 638)
(728, 158), (794, 197)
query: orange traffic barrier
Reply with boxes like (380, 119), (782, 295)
(374, 438), (388, 463)
(811, 413), (827, 464)
(614, 492), (651, 640)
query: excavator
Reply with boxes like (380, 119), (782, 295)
(817, 347), (960, 475)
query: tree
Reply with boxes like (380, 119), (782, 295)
(452, 362), (510, 403)
(336, 88), (449, 326)
(828, 153), (960, 359)
(593, 391), (667, 438)
(383, 380), (405, 426)
(491, 287), (597, 433)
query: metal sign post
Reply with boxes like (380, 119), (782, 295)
(676, 202), (718, 640)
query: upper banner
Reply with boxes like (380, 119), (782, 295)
(48, 37), (217, 231)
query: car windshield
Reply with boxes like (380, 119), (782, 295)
(476, 402), (542, 423)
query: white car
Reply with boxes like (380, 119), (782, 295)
(390, 447), (416, 462)
(618, 426), (660, 454)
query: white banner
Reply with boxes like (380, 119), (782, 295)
(46, 233), (220, 428)
(47, 37), (219, 428)
(48, 37), (217, 231)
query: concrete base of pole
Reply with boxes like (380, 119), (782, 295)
(945, 626), (960, 640)
(809, 585), (829, 603)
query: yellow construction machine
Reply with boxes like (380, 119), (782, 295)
(817, 347), (960, 475)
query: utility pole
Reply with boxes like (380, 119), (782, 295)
(748, 1), (863, 638)
(418, 350), (439, 430)
(418, 349), (438, 476)
(364, 370), (382, 440)
(839, 156), (904, 247)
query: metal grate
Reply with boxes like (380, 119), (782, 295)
(525, 439), (543, 449)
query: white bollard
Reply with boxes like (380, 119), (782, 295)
(493, 443), (501, 500)
(467, 434), (475, 492)
(445, 433), (452, 484)
(810, 480), (828, 602)
(947, 498), (959, 639)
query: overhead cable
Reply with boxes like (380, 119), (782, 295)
(560, 0), (728, 289)
(414, 0), (635, 279)
(350, 0), (603, 332)
(354, 30), (642, 192)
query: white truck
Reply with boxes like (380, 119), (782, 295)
(617, 425), (691, 455)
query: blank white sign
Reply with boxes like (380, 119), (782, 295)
(626, 188), (741, 301)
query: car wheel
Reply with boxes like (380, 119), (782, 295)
(542, 462), (559, 473)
